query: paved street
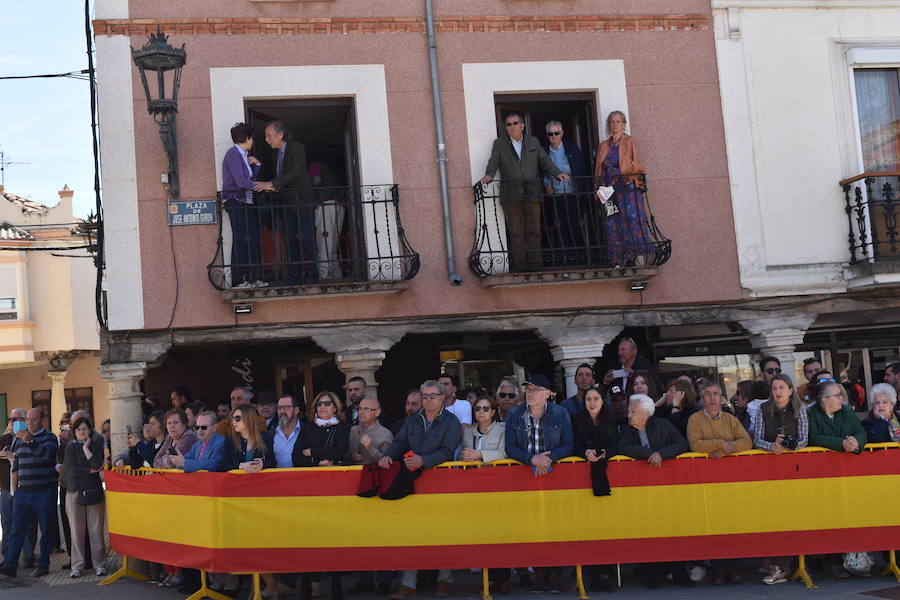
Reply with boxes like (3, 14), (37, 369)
(1, 558), (898, 600)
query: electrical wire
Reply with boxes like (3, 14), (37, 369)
(0, 70), (90, 81)
(84, 0), (106, 329)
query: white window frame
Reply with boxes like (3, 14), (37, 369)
(461, 60), (630, 274)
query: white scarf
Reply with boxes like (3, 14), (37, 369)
(315, 417), (339, 427)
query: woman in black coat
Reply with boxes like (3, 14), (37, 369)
(292, 391), (351, 468)
(571, 387), (617, 592)
(293, 391), (351, 600)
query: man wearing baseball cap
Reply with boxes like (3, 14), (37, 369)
(503, 373), (573, 593)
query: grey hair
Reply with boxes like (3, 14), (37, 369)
(196, 410), (219, 424)
(10, 407), (26, 419)
(231, 386), (254, 400)
(267, 120), (288, 138)
(817, 381), (847, 404)
(495, 378), (518, 397)
(698, 380), (723, 395)
(629, 394), (656, 416)
(545, 120), (563, 132)
(869, 383), (897, 406)
(420, 379), (447, 396)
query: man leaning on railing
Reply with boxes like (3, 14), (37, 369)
(686, 380), (752, 585)
(504, 374), (573, 594)
(379, 379), (461, 599)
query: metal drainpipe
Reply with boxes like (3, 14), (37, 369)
(425, 0), (463, 286)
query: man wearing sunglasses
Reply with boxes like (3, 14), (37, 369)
(541, 121), (590, 266)
(171, 412), (225, 473)
(381, 380), (461, 600)
(759, 356), (782, 383)
(480, 113), (570, 271)
(495, 379), (519, 422)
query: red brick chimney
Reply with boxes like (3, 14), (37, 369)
(58, 185), (73, 201)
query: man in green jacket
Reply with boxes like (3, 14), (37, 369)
(808, 382), (867, 453)
(480, 113), (570, 271)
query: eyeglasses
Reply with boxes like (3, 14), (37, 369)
(547, 131), (561, 136)
(421, 393), (443, 400)
(359, 407), (378, 413)
(505, 121), (521, 127)
(195, 425), (209, 431)
(315, 400), (334, 407)
(764, 368), (782, 375)
(816, 377), (836, 383)
(230, 415), (242, 422)
(474, 405), (493, 412)
(497, 393), (517, 399)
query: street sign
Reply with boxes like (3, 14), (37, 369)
(168, 201), (216, 226)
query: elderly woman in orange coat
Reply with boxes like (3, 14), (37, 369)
(595, 111), (655, 268)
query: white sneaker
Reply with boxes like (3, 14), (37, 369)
(235, 281), (253, 288)
(762, 567), (787, 585)
(95, 567), (107, 577)
(252, 280), (269, 287)
(70, 569), (82, 578)
(689, 566), (706, 582)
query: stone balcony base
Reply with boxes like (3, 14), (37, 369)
(222, 279), (410, 302)
(477, 266), (658, 288)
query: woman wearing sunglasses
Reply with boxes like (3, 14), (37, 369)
(293, 391), (350, 600)
(459, 396), (506, 463)
(221, 404), (277, 597)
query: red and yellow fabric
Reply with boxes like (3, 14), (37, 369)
(106, 447), (900, 573)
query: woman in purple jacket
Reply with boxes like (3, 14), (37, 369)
(221, 122), (262, 287)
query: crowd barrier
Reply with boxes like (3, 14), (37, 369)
(104, 445), (900, 591)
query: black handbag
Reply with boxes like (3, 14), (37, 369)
(77, 486), (103, 506)
(75, 465), (104, 506)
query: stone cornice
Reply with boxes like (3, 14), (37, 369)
(92, 14), (710, 36)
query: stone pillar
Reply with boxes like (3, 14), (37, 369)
(739, 314), (817, 385)
(99, 362), (147, 457)
(47, 351), (78, 434)
(534, 318), (623, 398)
(313, 326), (407, 403)
(48, 370), (68, 435)
(334, 350), (387, 400)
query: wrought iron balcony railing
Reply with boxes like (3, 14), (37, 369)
(841, 171), (900, 264)
(207, 184), (419, 291)
(468, 174), (671, 277)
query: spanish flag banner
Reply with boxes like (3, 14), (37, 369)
(105, 448), (900, 573)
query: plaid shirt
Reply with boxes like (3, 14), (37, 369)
(753, 401), (809, 451)
(526, 407), (548, 455)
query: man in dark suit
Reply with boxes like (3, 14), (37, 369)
(480, 113), (569, 271)
(255, 121), (317, 283)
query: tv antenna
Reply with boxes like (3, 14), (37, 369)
(0, 149), (30, 188)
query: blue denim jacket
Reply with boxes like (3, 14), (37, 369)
(505, 402), (574, 464)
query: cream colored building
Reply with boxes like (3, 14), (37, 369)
(0, 184), (105, 433)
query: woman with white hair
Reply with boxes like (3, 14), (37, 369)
(862, 383), (900, 443)
(619, 394), (691, 588)
(618, 395), (689, 466)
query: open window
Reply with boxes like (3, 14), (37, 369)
(494, 92), (600, 167)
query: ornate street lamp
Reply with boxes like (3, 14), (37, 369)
(131, 29), (186, 199)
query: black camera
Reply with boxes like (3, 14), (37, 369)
(780, 434), (798, 450)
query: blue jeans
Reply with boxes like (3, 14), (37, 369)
(3, 487), (54, 569)
(1, 489), (35, 565)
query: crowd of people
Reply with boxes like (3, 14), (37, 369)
(1, 347), (898, 596)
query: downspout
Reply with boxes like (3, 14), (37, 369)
(425, 0), (463, 286)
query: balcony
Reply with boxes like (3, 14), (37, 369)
(468, 174), (671, 286)
(207, 184), (420, 300)
(840, 171), (900, 287)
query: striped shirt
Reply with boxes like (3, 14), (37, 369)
(11, 428), (59, 490)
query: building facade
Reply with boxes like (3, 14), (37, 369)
(0, 185), (105, 433)
(93, 0), (900, 453)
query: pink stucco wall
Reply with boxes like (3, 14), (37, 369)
(115, 1), (740, 331)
